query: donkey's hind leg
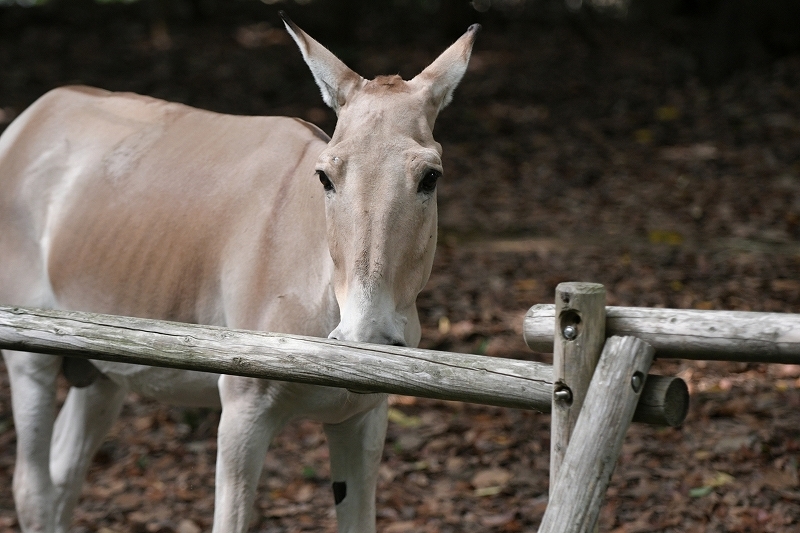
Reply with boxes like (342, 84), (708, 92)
(3, 349), (61, 533)
(50, 373), (126, 533)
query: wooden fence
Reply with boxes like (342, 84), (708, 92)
(1, 280), (798, 531)
(0, 304), (685, 425)
(526, 282), (800, 532)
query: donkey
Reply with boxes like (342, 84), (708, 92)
(0, 13), (478, 533)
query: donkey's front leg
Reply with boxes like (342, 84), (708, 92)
(2, 350), (61, 533)
(213, 375), (289, 533)
(324, 398), (389, 533)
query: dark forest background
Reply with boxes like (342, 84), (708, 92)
(1, 0), (800, 531)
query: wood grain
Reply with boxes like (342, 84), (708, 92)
(525, 304), (800, 363)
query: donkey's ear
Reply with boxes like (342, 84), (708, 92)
(411, 24), (480, 114)
(281, 12), (364, 113)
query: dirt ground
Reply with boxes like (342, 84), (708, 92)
(1, 1), (800, 531)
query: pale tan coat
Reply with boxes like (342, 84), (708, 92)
(0, 15), (478, 533)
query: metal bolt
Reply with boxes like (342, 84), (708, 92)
(631, 372), (644, 393)
(554, 388), (572, 402)
(563, 325), (578, 340)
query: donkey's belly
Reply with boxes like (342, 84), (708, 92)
(92, 361), (221, 408)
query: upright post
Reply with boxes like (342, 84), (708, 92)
(550, 282), (607, 485)
(539, 336), (656, 532)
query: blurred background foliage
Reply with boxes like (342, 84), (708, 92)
(1, 0), (799, 83)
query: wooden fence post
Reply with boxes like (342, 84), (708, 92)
(539, 336), (655, 533)
(550, 282), (607, 487)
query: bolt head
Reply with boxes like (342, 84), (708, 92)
(631, 372), (644, 393)
(554, 388), (573, 403)
(563, 325), (577, 340)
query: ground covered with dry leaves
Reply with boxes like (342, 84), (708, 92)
(1, 1), (800, 531)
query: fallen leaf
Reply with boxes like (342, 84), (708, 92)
(472, 467), (512, 489)
(480, 511), (517, 527)
(384, 521), (418, 533)
(648, 230), (684, 246)
(656, 105), (680, 121)
(764, 468), (799, 490)
(659, 143), (718, 161)
(635, 128), (653, 144)
(176, 519), (202, 533)
(475, 485), (504, 497)
(689, 486), (713, 498)
(387, 408), (422, 428)
(704, 471), (735, 487)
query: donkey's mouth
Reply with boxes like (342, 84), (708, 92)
(327, 316), (408, 347)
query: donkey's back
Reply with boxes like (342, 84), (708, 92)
(0, 85), (331, 329)
(0, 85), (338, 531)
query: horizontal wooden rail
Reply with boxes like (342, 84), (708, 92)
(0, 306), (552, 411)
(524, 304), (800, 364)
(0, 306), (687, 425)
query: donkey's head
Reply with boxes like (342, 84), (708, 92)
(282, 13), (478, 347)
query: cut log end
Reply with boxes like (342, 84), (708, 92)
(632, 375), (689, 427)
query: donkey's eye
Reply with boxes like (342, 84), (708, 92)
(317, 170), (334, 192)
(418, 169), (441, 194)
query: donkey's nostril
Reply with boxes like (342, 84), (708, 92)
(389, 339), (407, 348)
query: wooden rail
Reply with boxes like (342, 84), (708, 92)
(524, 304), (800, 363)
(0, 306), (687, 425)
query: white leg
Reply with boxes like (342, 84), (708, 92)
(213, 376), (288, 533)
(2, 350), (61, 533)
(323, 399), (388, 533)
(50, 376), (126, 533)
